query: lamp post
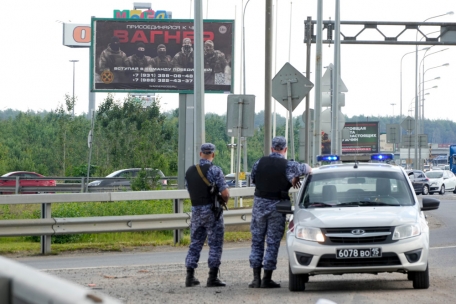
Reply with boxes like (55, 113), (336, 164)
(422, 63), (449, 131)
(414, 11), (453, 170)
(390, 103), (396, 117)
(69, 60), (79, 118)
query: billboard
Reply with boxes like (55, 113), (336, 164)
(90, 18), (234, 93)
(342, 121), (379, 154)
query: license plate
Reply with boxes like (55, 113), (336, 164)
(336, 248), (382, 259)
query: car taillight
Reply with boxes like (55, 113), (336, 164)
(288, 219), (294, 232)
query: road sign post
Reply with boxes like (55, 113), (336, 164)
(272, 63), (314, 160)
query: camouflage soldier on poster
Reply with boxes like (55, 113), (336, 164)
(184, 143), (230, 288)
(172, 38), (194, 71)
(125, 42), (152, 68)
(149, 44), (173, 69)
(98, 36), (127, 83)
(204, 40), (227, 85)
(249, 136), (312, 288)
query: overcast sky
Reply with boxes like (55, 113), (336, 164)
(1, 0), (455, 122)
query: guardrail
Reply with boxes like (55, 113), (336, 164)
(0, 187), (258, 254)
(0, 256), (122, 304)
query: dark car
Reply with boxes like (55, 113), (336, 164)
(225, 172), (253, 188)
(0, 171), (56, 194)
(406, 169), (430, 195)
(88, 168), (166, 190)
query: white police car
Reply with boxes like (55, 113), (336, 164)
(277, 154), (440, 291)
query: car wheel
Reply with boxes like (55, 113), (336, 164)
(422, 185), (429, 195)
(439, 184), (445, 195)
(288, 264), (307, 292)
(407, 272), (415, 281)
(412, 263), (429, 289)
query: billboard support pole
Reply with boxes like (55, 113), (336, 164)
(194, 0), (205, 161)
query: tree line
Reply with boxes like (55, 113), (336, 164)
(1, 95), (456, 178)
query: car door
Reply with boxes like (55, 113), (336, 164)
(444, 171), (456, 190)
(408, 171), (421, 193)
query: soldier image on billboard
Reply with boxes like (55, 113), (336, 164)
(204, 40), (227, 85)
(172, 38), (194, 71)
(125, 42), (152, 68)
(98, 36), (127, 83)
(150, 44), (173, 69)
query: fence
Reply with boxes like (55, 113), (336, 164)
(0, 187), (259, 254)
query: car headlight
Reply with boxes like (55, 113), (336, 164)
(295, 226), (325, 242)
(88, 181), (102, 187)
(393, 223), (421, 240)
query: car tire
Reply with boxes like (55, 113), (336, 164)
(288, 264), (307, 292)
(439, 184), (445, 195)
(422, 185), (429, 195)
(412, 263), (430, 289)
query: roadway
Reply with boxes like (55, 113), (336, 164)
(11, 196), (456, 304)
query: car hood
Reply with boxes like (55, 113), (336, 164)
(294, 207), (419, 228)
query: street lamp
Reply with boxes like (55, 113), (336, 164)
(419, 48), (448, 130)
(421, 63), (449, 131)
(413, 12), (453, 170)
(69, 60), (79, 118)
(400, 47), (429, 118)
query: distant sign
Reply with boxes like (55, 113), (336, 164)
(342, 121), (379, 154)
(91, 18), (234, 93)
(63, 23), (91, 48)
(113, 9), (172, 19)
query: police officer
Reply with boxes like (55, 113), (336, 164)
(185, 143), (230, 288)
(249, 136), (312, 288)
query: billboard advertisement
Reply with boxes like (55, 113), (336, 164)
(342, 121), (379, 154)
(90, 18), (234, 93)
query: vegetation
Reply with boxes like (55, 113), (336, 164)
(1, 94), (456, 254)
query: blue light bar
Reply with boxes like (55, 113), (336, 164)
(317, 155), (340, 162)
(371, 153), (394, 161)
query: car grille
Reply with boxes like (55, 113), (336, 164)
(321, 227), (395, 245)
(317, 253), (401, 267)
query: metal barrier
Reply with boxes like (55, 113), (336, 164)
(0, 187), (258, 254)
(0, 256), (122, 304)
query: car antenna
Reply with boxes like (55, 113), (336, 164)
(353, 160), (358, 169)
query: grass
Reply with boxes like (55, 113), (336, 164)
(0, 197), (255, 256)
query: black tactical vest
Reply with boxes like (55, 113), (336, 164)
(185, 164), (213, 206)
(254, 157), (291, 200)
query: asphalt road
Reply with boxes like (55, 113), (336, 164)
(11, 197), (456, 304)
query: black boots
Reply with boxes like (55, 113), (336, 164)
(206, 267), (226, 287)
(185, 267), (200, 287)
(248, 267), (262, 288)
(261, 270), (281, 288)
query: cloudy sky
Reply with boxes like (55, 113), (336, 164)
(1, 0), (455, 122)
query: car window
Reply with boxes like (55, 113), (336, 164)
(24, 173), (39, 178)
(299, 170), (414, 208)
(426, 171), (443, 178)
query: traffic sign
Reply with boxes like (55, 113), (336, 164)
(271, 62), (314, 111)
(301, 108), (314, 124)
(401, 116), (415, 131)
(321, 63), (348, 93)
(320, 108), (345, 134)
(386, 124), (400, 144)
(321, 92), (345, 107)
(226, 94), (256, 137)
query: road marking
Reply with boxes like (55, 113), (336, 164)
(430, 245), (456, 250)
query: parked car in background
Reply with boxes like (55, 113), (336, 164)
(88, 168), (167, 190)
(425, 170), (456, 195)
(0, 171), (56, 194)
(405, 170), (430, 195)
(423, 165), (430, 172)
(225, 172), (253, 188)
(444, 165), (450, 171)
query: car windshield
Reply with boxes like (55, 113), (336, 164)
(299, 170), (414, 208)
(426, 171), (443, 178)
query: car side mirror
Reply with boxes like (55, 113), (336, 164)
(421, 197), (440, 211)
(276, 200), (294, 214)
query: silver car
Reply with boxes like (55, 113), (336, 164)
(277, 154), (440, 291)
